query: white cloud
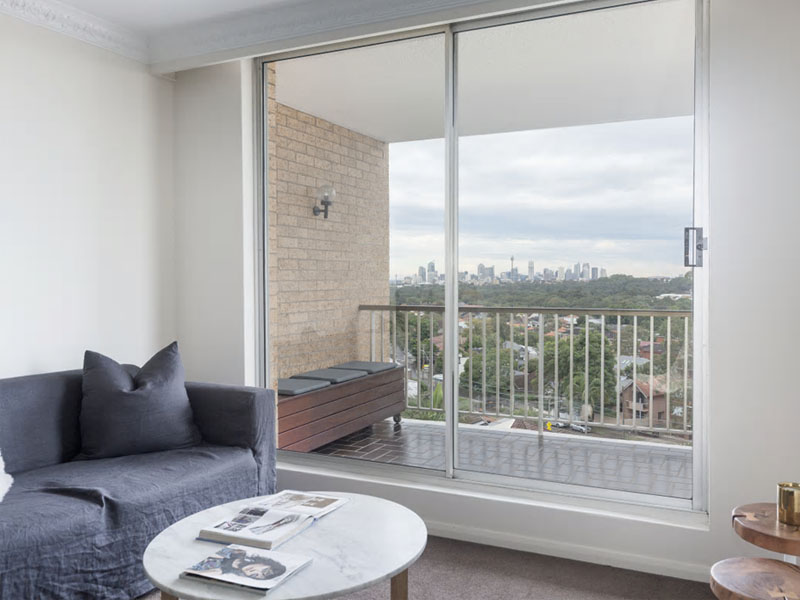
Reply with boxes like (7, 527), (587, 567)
(389, 115), (694, 278)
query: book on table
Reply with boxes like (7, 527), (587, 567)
(198, 491), (348, 550)
(180, 544), (311, 595)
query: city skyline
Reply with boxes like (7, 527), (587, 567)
(395, 258), (611, 284)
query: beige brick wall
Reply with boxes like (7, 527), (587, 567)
(266, 64), (390, 388)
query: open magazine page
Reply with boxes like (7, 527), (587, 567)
(182, 545), (311, 592)
(201, 506), (313, 548)
(257, 491), (348, 518)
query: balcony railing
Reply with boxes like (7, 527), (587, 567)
(360, 304), (693, 439)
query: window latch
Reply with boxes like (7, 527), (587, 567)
(684, 227), (707, 267)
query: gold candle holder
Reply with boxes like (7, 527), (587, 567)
(778, 482), (800, 526)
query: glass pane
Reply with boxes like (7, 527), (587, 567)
(267, 35), (446, 470)
(455, 0), (695, 499)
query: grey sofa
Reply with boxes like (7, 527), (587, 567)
(0, 369), (276, 600)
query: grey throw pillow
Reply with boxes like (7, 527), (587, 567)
(78, 342), (201, 459)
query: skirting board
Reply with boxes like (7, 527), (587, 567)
(425, 519), (710, 583)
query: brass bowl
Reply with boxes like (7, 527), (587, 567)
(778, 482), (800, 526)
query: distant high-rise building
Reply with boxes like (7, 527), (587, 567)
(591, 267), (598, 280)
(565, 268), (573, 281)
(528, 260), (535, 280)
(477, 263), (485, 279)
(486, 266), (495, 280)
(418, 266), (426, 282)
(582, 262), (590, 280)
(543, 268), (554, 281)
(600, 268), (608, 278)
(557, 267), (566, 281)
(574, 262), (580, 279)
(427, 261), (437, 282)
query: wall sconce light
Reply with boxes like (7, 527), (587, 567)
(313, 184), (336, 218)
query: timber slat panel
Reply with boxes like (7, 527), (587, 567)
(278, 367), (402, 417)
(283, 398), (406, 453)
(279, 391), (405, 448)
(278, 378), (402, 434)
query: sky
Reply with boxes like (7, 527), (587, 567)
(388, 115), (694, 279)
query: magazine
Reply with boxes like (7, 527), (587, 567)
(256, 490), (348, 518)
(198, 491), (347, 549)
(180, 544), (311, 595)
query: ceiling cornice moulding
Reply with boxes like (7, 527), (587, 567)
(0, 0), (148, 62)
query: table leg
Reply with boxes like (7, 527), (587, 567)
(391, 569), (408, 600)
(161, 592), (179, 600)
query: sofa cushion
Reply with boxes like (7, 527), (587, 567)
(79, 341), (201, 459)
(0, 370), (82, 474)
(0, 444), (259, 600)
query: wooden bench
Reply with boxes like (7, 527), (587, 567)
(277, 365), (405, 452)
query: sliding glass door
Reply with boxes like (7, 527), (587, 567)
(262, 0), (704, 509)
(453, 0), (697, 502)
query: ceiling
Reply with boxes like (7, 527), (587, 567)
(275, 0), (694, 143)
(61, 0), (294, 34)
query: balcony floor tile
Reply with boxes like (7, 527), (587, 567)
(311, 419), (692, 499)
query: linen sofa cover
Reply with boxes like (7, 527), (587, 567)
(0, 370), (277, 600)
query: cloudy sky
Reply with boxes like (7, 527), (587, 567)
(388, 115), (694, 279)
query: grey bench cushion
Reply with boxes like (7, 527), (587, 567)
(278, 378), (331, 396)
(291, 368), (367, 384)
(332, 361), (396, 374)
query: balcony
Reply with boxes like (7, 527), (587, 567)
(307, 304), (693, 500)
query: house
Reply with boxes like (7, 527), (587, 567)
(619, 376), (673, 425)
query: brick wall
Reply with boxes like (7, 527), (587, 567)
(266, 64), (390, 387)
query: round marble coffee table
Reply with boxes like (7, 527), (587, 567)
(143, 492), (427, 600)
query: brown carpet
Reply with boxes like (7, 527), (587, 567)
(140, 536), (714, 599)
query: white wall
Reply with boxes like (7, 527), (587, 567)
(0, 14), (175, 377)
(173, 61), (256, 385)
(278, 0), (800, 582)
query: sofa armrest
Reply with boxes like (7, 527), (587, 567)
(186, 382), (276, 495)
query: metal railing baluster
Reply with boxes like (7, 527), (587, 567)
(430, 311), (434, 410)
(417, 312), (421, 410)
(524, 313), (529, 418)
(649, 315), (654, 430)
(600, 315), (605, 425)
(632, 316), (638, 433)
(684, 316), (689, 432)
(616, 316), (621, 425)
(468, 312), (473, 412)
(404, 311), (409, 406)
(509, 312), (515, 417)
(666, 316), (672, 432)
(538, 312), (544, 434)
(569, 316), (574, 425)
(495, 313), (500, 417)
(482, 314), (487, 416)
(584, 314), (590, 428)
(554, 314), (559, 421)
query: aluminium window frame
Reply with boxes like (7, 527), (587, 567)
(254, 0), (710, 513)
